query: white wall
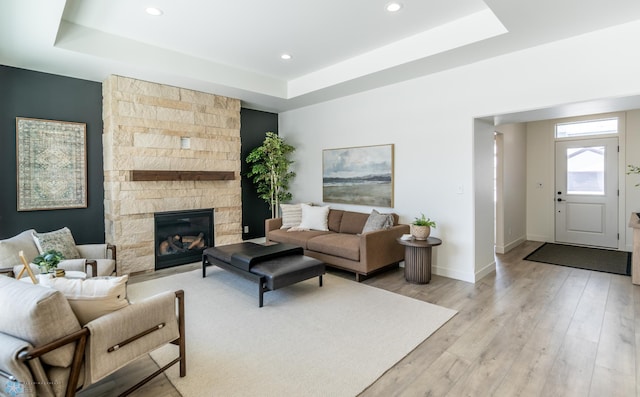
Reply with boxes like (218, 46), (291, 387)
(474, 119), (497, 278)
(280, 19), (640, 282)
(525, 120), (555, 242)
(627, 110), (640, 248)
(495, 123), (527, 253)
(527, 110), (640, 251)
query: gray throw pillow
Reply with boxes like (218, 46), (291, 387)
(361, 210), (394, 234)
(33, 227), (81, 259)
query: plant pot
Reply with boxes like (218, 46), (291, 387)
(410, 225), (431, 240)
(36, 273), (53, 285)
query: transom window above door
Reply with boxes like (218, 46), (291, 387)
(555, 117), (619, 138)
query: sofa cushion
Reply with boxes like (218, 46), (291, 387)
(361, 209), (395, 233)
(0, 276), (81, 367)
(0, 229), (39, 267)
(33, 227), (81, 259)
(339, 211), (369, 235)
(298, 204), (330, 231)
(268, 229), (332, 249)
(327, 210), (344, 232)
(307, 233), (360, 261)
(46, 276), (129, 325)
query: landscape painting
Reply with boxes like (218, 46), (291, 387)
(323, 144), (394, 207)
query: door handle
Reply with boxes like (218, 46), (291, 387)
(557, 198), (563, 202)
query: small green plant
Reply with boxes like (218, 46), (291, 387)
(32, 250), (64, 273)
(628, 164), (640, 187)
(412, 213), (436, 228)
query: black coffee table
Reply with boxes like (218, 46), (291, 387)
(202, 242), (325, 307)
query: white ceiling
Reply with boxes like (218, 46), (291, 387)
(2, 0), (640, 116)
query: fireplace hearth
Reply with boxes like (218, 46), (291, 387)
(154, 209), (214, 270)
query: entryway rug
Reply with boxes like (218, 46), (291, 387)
(127, 268), (457, 397)
(524, 243), (631, 276)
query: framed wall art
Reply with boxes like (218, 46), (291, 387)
(323, 144), (394, 207)
(16, 117), (87, 211)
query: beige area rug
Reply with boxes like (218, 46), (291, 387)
(127, 268), (457, 397)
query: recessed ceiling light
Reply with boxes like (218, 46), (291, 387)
(280, 54), (292, 60)
(385, 2), (402, 12)
(145, 7), (164, 16)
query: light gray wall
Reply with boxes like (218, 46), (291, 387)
(280, 20), (640, 282)
(495, 123), (527, 254)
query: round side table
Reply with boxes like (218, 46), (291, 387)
(397, 237), (442, 284)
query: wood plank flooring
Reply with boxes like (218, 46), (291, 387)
(79, 241), (639, 396)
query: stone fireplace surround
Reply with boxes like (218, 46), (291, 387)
(103, 75), (242, 275)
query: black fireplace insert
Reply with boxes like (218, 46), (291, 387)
(154, 209), (214, 270)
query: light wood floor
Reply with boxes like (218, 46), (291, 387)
(80, 241), (639, 396)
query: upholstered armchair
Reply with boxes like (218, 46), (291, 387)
(0, 228), (116, 278)
(0, 276), (185, 397)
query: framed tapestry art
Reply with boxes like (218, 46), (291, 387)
(16, 117), (87, 211)
(323, 144), (394, 207)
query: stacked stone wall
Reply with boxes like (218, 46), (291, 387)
(103, 75), (242, 275)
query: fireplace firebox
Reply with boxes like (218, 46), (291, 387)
(154, 209), (214, 270)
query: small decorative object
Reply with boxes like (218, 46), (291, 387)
(411, 213), (437, 240)
(16, 250), (38, 284)
(246, 132), (296, 218)
(32, 249), (65, 274)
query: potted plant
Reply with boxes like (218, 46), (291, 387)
(411, 214), (436, 240)
(246, 132), (296, 218)
(32, 250), (64, 274)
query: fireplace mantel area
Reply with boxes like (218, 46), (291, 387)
(103, 75), (242, 275)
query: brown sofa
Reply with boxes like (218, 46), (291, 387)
(266, 209), (409, 281)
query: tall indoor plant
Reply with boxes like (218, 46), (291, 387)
(246, 132), (296, 218)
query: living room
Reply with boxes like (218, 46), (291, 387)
(2, 1), (640, 396)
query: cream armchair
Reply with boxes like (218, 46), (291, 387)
(0, 276), (185, 397)
(0, 229), (116, 278)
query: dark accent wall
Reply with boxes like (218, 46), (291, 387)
(0, 65), (277, 243)
(0, 66), (105, 243)
(240, 108), (277, 239)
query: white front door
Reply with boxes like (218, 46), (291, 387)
(555, 138), (618, 248)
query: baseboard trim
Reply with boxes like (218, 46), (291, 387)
(475, 260), (496, 282)
(495, 236), (526, 254)
(433, 266), (475, 284)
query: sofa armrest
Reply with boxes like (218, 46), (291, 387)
(76, 244), (109, 259)
(265, 218), (283, 244)
(83, 290), (183, 384)
(359, 224), (410, 270)
(15, 328), (89, 397)
(0, 333), (35, 392)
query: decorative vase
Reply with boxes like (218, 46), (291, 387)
(36, 273), (53, 285)
(410, 225), (431, 240)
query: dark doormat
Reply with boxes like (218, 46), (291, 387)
(524, 243), (631, 276)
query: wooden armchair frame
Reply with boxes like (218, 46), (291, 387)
(15, 290), (185, 397)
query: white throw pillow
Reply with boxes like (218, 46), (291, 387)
(298, 204), (330, 231)
(280, 203), (303, 229)
(46, 275), (129, 325)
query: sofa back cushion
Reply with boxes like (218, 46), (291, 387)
(0, 276), (81, 367)
(0, 229), (40, 267)
(327, 210), (344, 232)
(339, 211), (370, 234)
